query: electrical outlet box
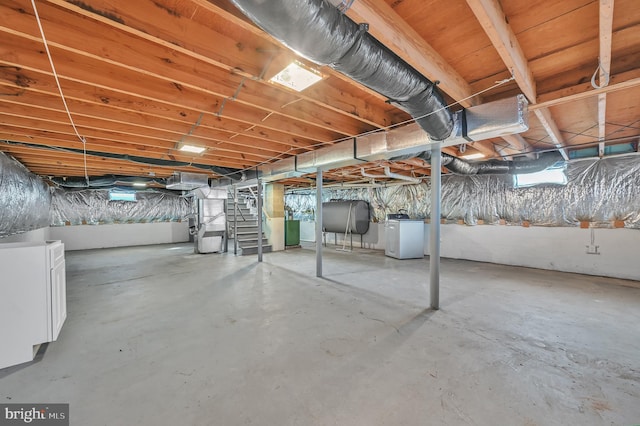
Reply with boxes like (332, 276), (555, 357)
(586, 245), (600, 255)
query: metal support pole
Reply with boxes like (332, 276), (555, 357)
(316, 168), (323, 277)
(257, 179), (263, 262)
(430, 143), (441, 310)
(224, 190), (229, 253)
(233, 185), (238, 256)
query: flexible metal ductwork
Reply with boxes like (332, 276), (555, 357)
(1, 141), (256, 183)
(259, 95), (535, 182)
(228, 0), (453, 141)
(394, 150), (564, 175)
(49, 175), (167, 188)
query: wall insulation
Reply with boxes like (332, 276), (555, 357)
(285, 155), (640, 229)
(0, 152), (51, 238)
(50, 189), (190, 226)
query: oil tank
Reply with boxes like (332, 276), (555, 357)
(322, 201), (370, 234)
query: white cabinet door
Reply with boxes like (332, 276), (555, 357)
(50, 259), (67, 341)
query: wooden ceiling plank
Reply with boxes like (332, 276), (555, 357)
(39, 0), (394, 130)
(464, 0), (548, 157)
(0, 94), (294, 158)
(534, 75), (640, 109)
(465, 0), (537, 104)
(0, 129), (271, 171)
(0, 24), (353, 141)
(0, 71), (320, 153)
(192, 0), (396, 104)
(533, 108), (570, 161)
(598, 0), (614, 157)
(1, 122), (265, 171)
(2, 145), (249, 173)
(344, 0), (477, 108)
(0, 57), (329, 150)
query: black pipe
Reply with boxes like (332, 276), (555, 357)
(400, 151), (564, 175)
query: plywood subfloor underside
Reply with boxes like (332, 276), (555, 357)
(1, 243), (639, 425)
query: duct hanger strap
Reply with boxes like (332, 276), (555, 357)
(337, 0), (356, 13)
(460, 109), (473, 143)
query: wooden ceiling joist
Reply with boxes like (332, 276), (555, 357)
(0, 0), (638, 181)
(343, 0), (478, 108)
(42, 0), (401, 130)
(598, 0), (615, 157)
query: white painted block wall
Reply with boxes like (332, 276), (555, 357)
(0, 227), (51, 243)
(437, 225), (639, 281)
(303, 221), (640, 281)
(49, 222), (189, 250)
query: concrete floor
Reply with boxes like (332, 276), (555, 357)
(1, 242), (639, 425)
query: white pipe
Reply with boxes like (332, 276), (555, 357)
(286, 179), (424, 194)
(360, 167), (387, 180)
(383, 167), (422, 183)
(360, 167), (422, 184)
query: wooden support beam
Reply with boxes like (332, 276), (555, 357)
(598, 93), (607, 157)
(465, 0), (537, 104)
(533, 108), (570, 161)
(0, 4), (370, 138)
(344, 0), (477, 107)
(465, 0), (553, 159)
(43, 0), (393, 130)
(598, 0), (614, 157)
(534, 75), (640, 109)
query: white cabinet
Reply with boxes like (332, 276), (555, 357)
(48, 241), (67, 341)
(0, 240), (67, 369)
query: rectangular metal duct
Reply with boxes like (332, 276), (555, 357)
(259, 156), (301, 181)
(258, 95), (529, 181)
(166, 172), (209, 190)
(356, 121), (448, 162)
(296, 139), (361, 173)
(466, 95), (528, 141)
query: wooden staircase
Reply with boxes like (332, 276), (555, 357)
(227, 189), (272, 256)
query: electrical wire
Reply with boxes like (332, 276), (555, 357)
(591, 58), (610, 89)
(30, 0), (90, 186)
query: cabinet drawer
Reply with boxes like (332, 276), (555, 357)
(47, 241), (65, 267)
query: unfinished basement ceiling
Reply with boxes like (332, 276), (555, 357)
(0, 0), (639, 186)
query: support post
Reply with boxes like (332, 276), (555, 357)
(257, 179), (263, 262)
(316, 168), (323, 277)
(233, 185), (238, 256)
(430, 143), (441, 310)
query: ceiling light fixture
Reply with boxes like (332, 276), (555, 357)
(269, 60), (323, 92)
(132, 182), (147, 187)
(460, 153), (485, 160)
(179, 144), (206, 154)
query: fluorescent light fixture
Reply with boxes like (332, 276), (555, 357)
(461, 153), (485, 160)
(179, 144), (206, 154)
(269, 60), (323, 92)
(132, 182), (147, 187)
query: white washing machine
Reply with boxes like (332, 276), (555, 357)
(384, 220), (425, 259)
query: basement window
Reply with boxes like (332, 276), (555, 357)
(514, 165), (567, 188)
(109, 190), (137, 202)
